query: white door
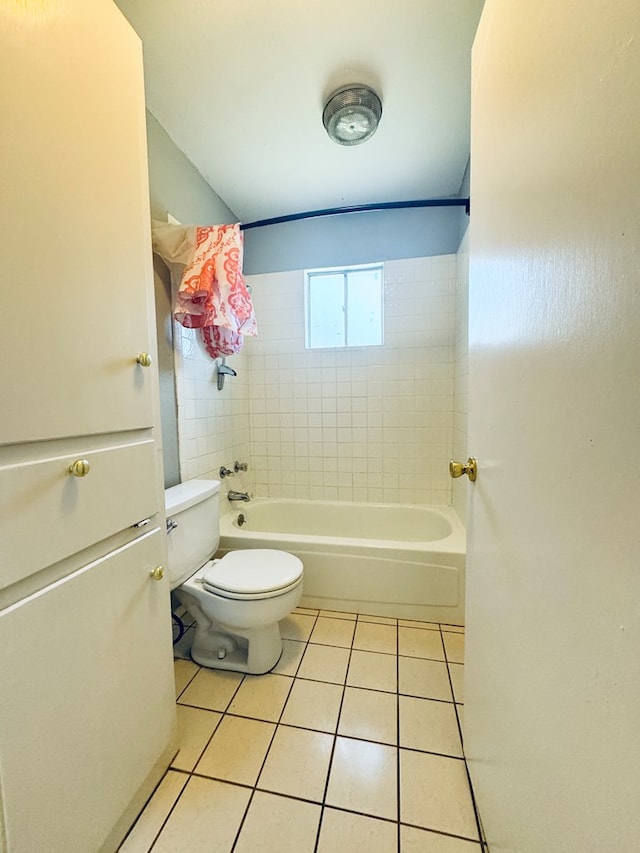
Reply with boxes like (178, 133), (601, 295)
(465, 2), (640, 852)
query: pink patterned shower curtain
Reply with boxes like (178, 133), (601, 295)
(152, 220), (257, 358)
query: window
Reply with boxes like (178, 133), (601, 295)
(305, 263), (383, 349)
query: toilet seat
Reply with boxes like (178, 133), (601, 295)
(202, 549), (303, 600)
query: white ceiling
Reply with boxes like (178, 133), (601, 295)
(115, 0), (484, 223)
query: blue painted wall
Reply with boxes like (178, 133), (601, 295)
(242, 204), (468, 275)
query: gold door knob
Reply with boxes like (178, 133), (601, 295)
(449, 457), (477, 482)
(136, 352), (152, 367)
(149, 566), (164, 581)
(68, 459), (91, 477)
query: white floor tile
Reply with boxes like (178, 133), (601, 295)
(234, 791), (321, 853)
(227, 673), (293, 722)
(272, 639), (306, 676)
(171, 705), (222, 772)
(319, 609), (357, 621)
(280, 678), (343, 733)
(195, 716), (275, 785)
(310, 616), (356, 648)
(443, 631), (465, 664)
(173, 659), (199, 698)
(358, 614), (398, 626)
(399, 656), (453, 702)
(398, 619), (440, 631)
(398, 627), (445, 660)
(119, 770), (188, 853)
(353, 621), (398, 654)
(399, 696), (462, 757)
(297, 643), (350, 684)
(401, 825), (481, 852)
(326, 737), (397, 820)
(280, 613), (316, 641)
(338, 686), (397, 745)
(258, 725), (333, 802)
(178, 667), (244, 712)
(294, 607), (320, 616)
(151, 776), (251, 852)
(449, 662), (464, 704)
(347, 649), (397, 693)
(318, 807), (398, 852)
(400, 750), (478, 840)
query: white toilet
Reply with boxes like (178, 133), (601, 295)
(165, 478), (303, 674)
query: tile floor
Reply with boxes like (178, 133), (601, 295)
(119, 608), (485, 853)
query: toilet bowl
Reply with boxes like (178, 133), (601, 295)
(165, 479), (303, 674)
(176, 549), (303, 673)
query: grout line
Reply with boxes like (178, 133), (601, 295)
(119, 767), (187, 851)
(145, 769), (190, 851)
(440, 623), (484, 848)
(173, 660), (201, 701)
(399, 818), (483, 845)
(174, 705), (225, 775)
(313, 632), (353, 852)
(316, 803), (400, 825)
(230, 613), (317, 852)
(396, 614), (401, 853)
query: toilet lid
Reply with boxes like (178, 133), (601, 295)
(203, 549), (303, 596)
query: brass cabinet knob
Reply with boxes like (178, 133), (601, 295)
(136, 352), (152, 367)
(449, 457), (477, 482)
(68, 459), (91, 477)
(149, 566), (164, 581)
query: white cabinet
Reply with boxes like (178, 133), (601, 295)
(0, 0), (157, 444)
(0, 1), (176, 850)
(0, 531), (175, 853)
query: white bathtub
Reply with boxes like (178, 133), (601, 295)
(218, 498), (466, 624)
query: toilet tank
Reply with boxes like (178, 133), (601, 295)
(164, 479), (221, 589)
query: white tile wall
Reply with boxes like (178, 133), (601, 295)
(453, 230), (470, 524)
(171, 253), (469, 510)
(244, 255), (459, 505)
(173, 325), (252, 508)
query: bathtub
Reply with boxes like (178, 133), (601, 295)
(218, 498), (465, 624)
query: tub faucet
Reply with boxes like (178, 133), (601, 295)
(227, 489), (250, 502)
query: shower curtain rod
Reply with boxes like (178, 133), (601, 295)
(240, 197), (470, 231)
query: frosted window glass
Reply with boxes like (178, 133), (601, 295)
(308, 273), (344, 348)
(306, 265), (383, 349)
(347, 268), (382, 346)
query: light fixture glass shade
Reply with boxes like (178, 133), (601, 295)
(323, 85), (382, 146)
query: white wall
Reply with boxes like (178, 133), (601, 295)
(245, 255), (458, 505)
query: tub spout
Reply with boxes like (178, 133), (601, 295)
(227, 490), (250, 502)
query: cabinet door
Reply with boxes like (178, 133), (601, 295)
(0, 0), (157, 444)
(0, 437), (159, 591)
(0, 529), (175, 853)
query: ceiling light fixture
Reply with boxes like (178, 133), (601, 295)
(322, 85), (382, 146)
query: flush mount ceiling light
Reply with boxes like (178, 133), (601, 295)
(322, 85), (382, 146)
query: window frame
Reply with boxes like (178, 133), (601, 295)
(304, 262), (384, 350)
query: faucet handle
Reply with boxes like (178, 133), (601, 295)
(234, 461), (249, 473)
(219, 466), (234, 478)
